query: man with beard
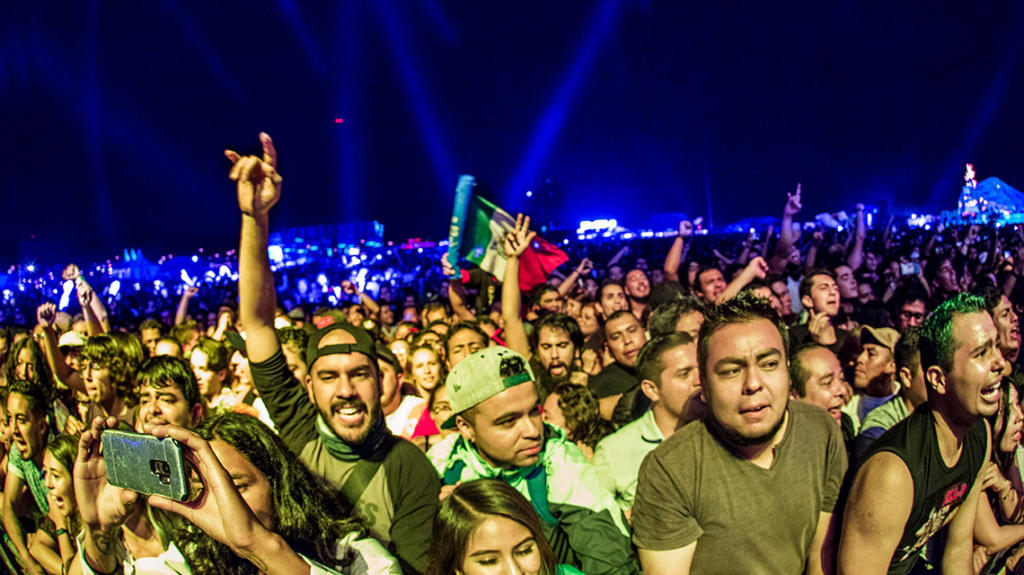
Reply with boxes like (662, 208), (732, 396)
(593, 332), (705, 516)
(632, 293), (846, 575)
(427, 346), (639, 575)
(529, 313), (587, 398)
(624, 269), (652, 322)
(834, 294), (1003, 573)
(233, 132), (438, 574)
(2, 381), (51, 575)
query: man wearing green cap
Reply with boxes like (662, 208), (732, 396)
(231, 133), (439, 574)
(426, 345), (640, 575)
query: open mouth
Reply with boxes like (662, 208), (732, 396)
(333, 402), (367, 426)
(827, 406), (844, 420)
(740, 404), (770, 420)
(981, 383), (1001, 403)
(548, 364), (566, 376)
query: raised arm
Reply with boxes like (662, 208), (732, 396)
(501, 214), (535, 359)
(847, 204), (867, 271)
(717, 256), (769, 303)
(233, 133), (284, 364)
(769, 184), (802, 274)
(558, 258), (592, 299)
(174, 286), (198, 326)
(35, 303), (85, 395)
(663, 220), (693, 282)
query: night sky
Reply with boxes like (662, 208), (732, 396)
(3, 1), (1023, 265)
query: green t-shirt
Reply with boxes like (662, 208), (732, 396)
(632, 401), (847, 574)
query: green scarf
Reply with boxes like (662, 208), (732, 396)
(315, 411), (390, 462)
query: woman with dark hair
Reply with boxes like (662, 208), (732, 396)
(147, 413), (401, 574)
(973, 379), (1024, 573)
(28, 434), (79, 575)
(426, 479), (582, 575)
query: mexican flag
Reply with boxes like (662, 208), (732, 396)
(448, 175), (568, 293)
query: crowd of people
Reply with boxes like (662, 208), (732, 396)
(0, 132), (1022, 574)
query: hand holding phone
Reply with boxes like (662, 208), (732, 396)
(102, 429), (189, 501)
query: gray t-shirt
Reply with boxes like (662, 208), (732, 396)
(632, 401), (847, 574)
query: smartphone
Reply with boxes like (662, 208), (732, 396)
(900, 262), (922, 276)
(102, 430), (189, 501)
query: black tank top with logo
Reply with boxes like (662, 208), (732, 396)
(859, 404), (987, 574)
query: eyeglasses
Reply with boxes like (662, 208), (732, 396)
(900, 310), (925, 321)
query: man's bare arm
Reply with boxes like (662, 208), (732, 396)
(806, 511), (831, 575)
(837, 451), (914, 575)
(233, 133), (284, 364)
(638, 542), (696, 575)
(501, 214), (534, 359)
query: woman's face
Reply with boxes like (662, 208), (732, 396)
(429, 385), (453, 431)
(411, 349), (442, 393)
(578, 305), (599, 336)
(460, 516), (543, 575)
(15, 347), (36, 381)
(389, 340), (410, 371)
(43, 451), (75, 515)
(209, 440), (276, 531)
(1000, 387), (1024, 453)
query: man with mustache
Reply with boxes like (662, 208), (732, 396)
(632, 293), (846, 574)
(834, 294), (1005, 573)
(233, 133), (439, 574)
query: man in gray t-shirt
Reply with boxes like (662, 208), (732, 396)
(632, 293), (847, 574)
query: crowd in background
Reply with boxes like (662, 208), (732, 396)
(0, 133), (1022, 574)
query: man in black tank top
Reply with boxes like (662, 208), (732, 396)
(832, 293), (1008, 574)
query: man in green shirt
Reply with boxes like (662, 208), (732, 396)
(592, 332), (704, 516)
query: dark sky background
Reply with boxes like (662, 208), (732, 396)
(3, 1), (1023, 265)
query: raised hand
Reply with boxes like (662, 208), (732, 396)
(440, 253), (458, 278)
(784, 183), (802, 217)
(77, 283), (95, 308)
(340, 280), (357, 295)
(36, 302), (57, 327)
(503, 214), (536, 258)
(742, 256), (769, 281)
(576, 258), (594, 275)
(183, 286), (199, 298)
(678, 220), (694, 237)
(807, 309), (837, 346)
(62, 264), (81, 282)
(226, 132), (282, 217)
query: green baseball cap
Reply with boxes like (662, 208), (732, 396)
(441, 346), (535, 429)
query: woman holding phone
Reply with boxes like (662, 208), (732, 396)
(75, 413), (401, 575)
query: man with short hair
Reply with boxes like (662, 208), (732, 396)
(790, 343), (851, 426)
(531, 285), (565, 317)
(590, 310), (648, 423)
(427, 346), (639, 575)
(844, 326), (900, 434)
(597, 280), (629, 319)
(135, 355), (205, 431)
(834, 294), (1004, 573)
(443, 321), (488, 367)
(852, 327), (927, 462)
(624, 269), (651, 321)
(593, 332), (704, 516)
(138, 319), (163, 357)
(789, 269), (848, 354)
(632, 293), (846, 575)
(648, 297), (705, 339)
(978, 285), (1020, 367)
(693, 265), (727, 303)
(893, 288), (928, 332)
(233, 133), (439, 573)
(2, 380), (51, 575)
